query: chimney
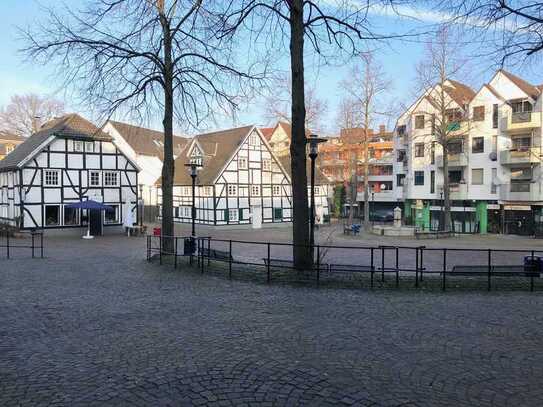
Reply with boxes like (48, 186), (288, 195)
(379, 125), (386, 134)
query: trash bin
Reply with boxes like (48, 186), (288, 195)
(153, 227), (161, 236)
(184, 237), (195, 255)
(524, 255), (542, 277)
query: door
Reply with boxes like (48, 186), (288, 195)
(89, 209), (103, 236)
(251, 205), (262, 229)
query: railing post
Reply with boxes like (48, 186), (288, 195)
(267, 242), (271, 283)
(415, 247), (419, 288)
(31, 232), (35, 259)
(228, 240), (232, 279)
(370, 248), (374, 289)
(419, 246), (424, 282)
(207, 238), (211, 266)
(190, 236), (193, 266)
(381, 246), (385, 283)
(174, 237), (178, 269)
(316, 245), (320, 287)
(531, 250), (535, 292)
(395, 247), (399, 288)
(442, 248), (447, 292)
(201, 239), (205, 274)
(487, 249), (491, 291)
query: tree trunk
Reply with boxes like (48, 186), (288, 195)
(289, 0), (311, 269)
(363, 133), (370, 230)
(442, 151), (452, 232)
(161, 19), (175, 253)
(348, 153), (356, 225)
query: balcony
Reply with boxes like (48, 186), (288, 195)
(368, 154), (394, 165)
(499, 148), (542, 166)
(448, 183), (468, 200)
(503, 111), (541, 133)
(500, 182), (542, 201)
(436, 153), (468, 167)
(357, 190), (396, 202)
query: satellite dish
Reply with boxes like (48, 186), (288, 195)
(489, 152), (497, 161)
(381, 184), (387, 190)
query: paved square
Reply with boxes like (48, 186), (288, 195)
(1, 231), (543, 406)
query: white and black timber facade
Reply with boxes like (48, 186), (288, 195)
(159, 125), (329, 227)
(0, 114), (139, 232)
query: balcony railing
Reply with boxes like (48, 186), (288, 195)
(448, 183), (468, 200)
(436, 153), (468, 167)
(504, 111), (541, 133)
(500, 182), (541, 201)
(499, 147), (541, 165)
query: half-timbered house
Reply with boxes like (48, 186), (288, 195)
(0, 114), (139, 234)
(159, 125), (329, 228)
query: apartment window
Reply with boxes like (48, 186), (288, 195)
(473, 106), (485, 121)
(414, 143), (424, 157)
(105, 205), (119, 224)
(238, 157), (248, 169)
(415, 115), (425, 129)
(45, 205), (60, 226)
(472, 168), (484, 185)
(414, 171), (424, 186)
(511, 99), (533, 113)
(448, 139), (463, 155)
(251, 185), (260, 196)
(104, 171), (118, 186)
(89, 171), (100, 187)
(44, 170), (60, 186)
(430, 170), (435, 194)
(397, 150), (406, 162)
(249, 134), (259, 146)
(262, 159), (271, 171)
(449, 170), (462, 184)
(396, 174), (405, 187)
(227, 185), (237, 196)
(430, 142), (435, 164)
(64, 207), (80, 225)
(491, 168), (497, 194)
(273, 208), (283, 220)
(272, 185), (281, 196)
(512, 136), (531, 151)
(472, 137), (484, 154)
(397, 125), (406, 136)
(492, 104), (499, 128)
(73, 141), (83, 152)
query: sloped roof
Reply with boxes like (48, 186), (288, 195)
(277, 155), (330, 185)
(499, 69), (541, 99)
(0, 113), (111, 172)
(108, 120), (188, 158)
(483, 84), (505, 101)
(444, 80), (476, 106)
(0, 131), (25, 142)
(170, 125), (254, 185)
(259, 127), (274, 140)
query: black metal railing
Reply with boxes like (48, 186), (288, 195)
(146, 235), (543, 292)
(0, 229), (44, 259)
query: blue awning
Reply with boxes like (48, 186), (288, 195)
(65, 200), (114, 212)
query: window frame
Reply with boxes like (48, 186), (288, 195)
(44, 205), (61, 226)
(414, 171), (424, 186)
(414, 143), (425, 158)
(89, 171), (101, 187)
(472, 137), (484, 154)
(103, 171), (119, 187)
(471, 168), (484, 185)
(44, 170), (60, 186)
(251, 185), (261, 196)
(415, 115), (425, 129)
(238, 157), (248, 169)
(104, 204), (120, 224)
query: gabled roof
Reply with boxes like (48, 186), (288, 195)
(0, 113), (111, 172)
(259, 127), (274, 140)
(499, 69), (541, 99)
(443, 80), (476, 107)
(170, 125), (254, 185)
(108, 120), (188, 158)
(482, 84), (505, 101)
(0, 131), (25, 142)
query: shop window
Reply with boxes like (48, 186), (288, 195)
(45, 205), (60, 226)
(104, 205), (119, 224)
(64, 207), (80, 225)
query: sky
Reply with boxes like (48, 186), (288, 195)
(1, 1), (542, 136)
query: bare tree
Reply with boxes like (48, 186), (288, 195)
(336, 96), (363, 131)
(413, 26), (473, 231)
(340, 53), (391, 231)
(22, 0), (260, 250)
(263, 73), (328, 131)
(218, 0), (405, 269)
(0, 93), (65, 137)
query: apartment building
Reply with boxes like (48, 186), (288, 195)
(0, 131), (24, 160)
(394, 70), (543, 236)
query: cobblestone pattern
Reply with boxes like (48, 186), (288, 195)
(1, 235), (543, 406)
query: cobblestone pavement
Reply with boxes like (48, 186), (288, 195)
(2, 233), (543, 406)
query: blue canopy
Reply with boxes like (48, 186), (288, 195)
(65, 199), (114, 212)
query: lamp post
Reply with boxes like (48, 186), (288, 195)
(185, 163), (199, 261)
(440, 189), (444, 231)
(307, 134), (327, 255)
(138, 184), (144, 228)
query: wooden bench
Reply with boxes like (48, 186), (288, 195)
(199, 248), (233, 262)
(450, 265), (540, 277)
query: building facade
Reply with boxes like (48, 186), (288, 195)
(160, 125), (329, 227)
(394, 70), (543, 235)
(0, 114), (139, 233)
(0, 131), (25, 161)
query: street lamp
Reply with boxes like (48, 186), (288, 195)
(307, 134), (327, 254)
(185, 163), (200, 261)
(371, 191), (375, 227)
(440, 188), (444, 231)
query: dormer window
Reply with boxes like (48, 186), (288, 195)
(249, 134), (259, 146)
(189, 145), (203, 166)
(190, 156), (202, 166)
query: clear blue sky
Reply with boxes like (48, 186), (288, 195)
(1, 1), (541, 135)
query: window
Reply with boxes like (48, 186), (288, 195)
(511, 99), (533, 113)
(272, 185), (281, 196)
(105, 205), (119, 224)
(63, 207), (80, 226)
(73, 141), (83, 152)
(85, 141), (95, 153)
(249, 134), (259, 146)
(397, 150), (406, 163)
(182, 207), (191, 218)
(227, 185), (237, 196)
(44, 170), (59, 186)
(415, 115), (425, 129)
(445, 108), (463, 123)
(492, 135), (497, 153)
(492, 104), (499, 128)
(414, 171), (424, 186)
(397, 125), (406, 136)
(472, 137), (484, 154)
(473, 106), (485, 121)
(396, 174), (405, 187)
(5, 144), (14, 154)
(414, 143), (424, 157)
(238, 157), (247, 169)
(262, 159), (271, 171)
(182, 186), (191, 196)
(449, 170), (462, 184)
(190, 156), (202, 166)
(89, 171), (100, 187)
(239, 187), (248, 197)
(104, 171), (118, 186)
(511, 167), (532, 181)
(448, 139), (463, 155)
(226, 208), (238, 222)
(430, 142), (435, 164)
(202, 186), (213, 196)
(45, 205), (60, 226)
(274, 208), (283, 220)
(512, 136), (531, 151)
(472, 168), (484, 185)
(430, 170), (435, 194)
(251, 185), (260, 196)
(491, 168), (497, 194)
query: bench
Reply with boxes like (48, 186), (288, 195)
(415, 229), (453, 239)
(199, 248), (233, 262)
(450, 265), (540, 277)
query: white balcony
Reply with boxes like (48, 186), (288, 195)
(447, 183), (468, 200)
(436, 153), (468, 167)
(357, 190), (396, 202)
(368, 155), (394, 165)
(499, 182), (542, 201)
(503, 112), (542, 134)
(499, 148), (542, 166)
